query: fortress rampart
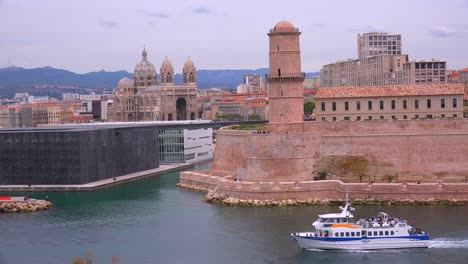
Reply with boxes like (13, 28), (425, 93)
(180, 118), (468, 202)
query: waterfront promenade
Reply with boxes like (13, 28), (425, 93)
(0, 163), (192, 192)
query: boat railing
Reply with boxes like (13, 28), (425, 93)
(358, 219), (406, 229)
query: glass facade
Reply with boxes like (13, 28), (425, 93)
(158, 129), (185, 163)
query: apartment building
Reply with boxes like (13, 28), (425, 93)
(321, 32), (447, 87)
(358, 32), (402, 59)
(314, 83), (464, 121)
(321, 55), (408, 87)
(403, 60), (447, 84)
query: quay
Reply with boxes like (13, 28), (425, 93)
(0, 163), (192, 192)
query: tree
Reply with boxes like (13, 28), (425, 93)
(304, 102), (315, 117)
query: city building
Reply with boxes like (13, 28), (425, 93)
(403, 60), (447, 84)
(14, 93), (35, 104)
(237, 75), (265, 94)
(209, 91), (268, 120)
(321, 55), (408, 87)
(460, 68), (468, 84)
(321, 32), (447, 87)
(0, 125), (159, 185)
(314, 83), (464, 121)
(303, 76), (320, 89)
(111, 49), (200, 122)
(158, 124), (213, 164)
(62, 93), (80, 101)
(0, 106), (33, 128)
(358, 32), (402, 59)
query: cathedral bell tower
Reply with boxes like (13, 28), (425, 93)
(266, 21), (305, 132)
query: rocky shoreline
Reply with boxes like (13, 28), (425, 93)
(178, 183), (468, 206)
(0, 199), (53, 213)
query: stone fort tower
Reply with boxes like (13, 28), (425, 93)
(266, 21), (305, 132)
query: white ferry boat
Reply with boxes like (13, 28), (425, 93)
(291, 198), (429, 250)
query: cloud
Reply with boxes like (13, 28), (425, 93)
(192, 7), (211, 14)
(99, 19), (119, 28)
(137, 9), (168, 19)
(311, 23), (327, 28)
(346, 25), (385, 33)
(429, 26), (457, 38)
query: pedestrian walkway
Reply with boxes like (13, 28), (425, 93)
(0, 163), (192, 192)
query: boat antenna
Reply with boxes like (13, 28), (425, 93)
(346, 192), (349, 205)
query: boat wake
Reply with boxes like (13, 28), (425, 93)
(305, 248), (325, 252)
(429, 238), (468, 248)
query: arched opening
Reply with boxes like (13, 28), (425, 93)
(176, 98), (187, 120)
(167, 73), (172, 83)
(128, 113), (134, 121)
(189, 72), (195, 83)
(190, 112), (196, 120)
(168, 113), (173, 121)
(198, 111), (203, 119)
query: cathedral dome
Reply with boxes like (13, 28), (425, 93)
(273, 21), (296, 33)
(134, 47), (157, 82)
(118, 77), (133, 87)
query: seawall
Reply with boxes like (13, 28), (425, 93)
(179, 171), (468, 204)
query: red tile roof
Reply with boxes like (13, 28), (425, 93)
(460, 68), (468, 72)
(315, 84), (464, 99)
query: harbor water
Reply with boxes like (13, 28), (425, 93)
(1, 162), (467, 264)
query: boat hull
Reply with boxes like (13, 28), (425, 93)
(291, 234), (429, 250)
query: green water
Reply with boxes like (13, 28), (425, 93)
(1, 162), (467, 264)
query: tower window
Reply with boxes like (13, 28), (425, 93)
(277, 45), (280, 51)
(278, 69), (281, 77)
(321, 102), (325, 111)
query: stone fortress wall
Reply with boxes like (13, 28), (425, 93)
(180, 117), (468, 202)
(212, 118), (468, 183)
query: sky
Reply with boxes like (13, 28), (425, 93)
(0, 0), (467, 73)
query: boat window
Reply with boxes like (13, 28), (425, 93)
(320, 218), (327, 223)
(391, 231), (395, 235)
(367, 232), (371, 237)
(379, 231), (384, 236)
(399, 223), (406, 227)
(351, 232), (355, 237)
(346, 232), (350, 237)
(385, 231), (389, 236)
(357, 231), (361, 236)
(340, 232), (344, 237)
(374, 231), (378, 236)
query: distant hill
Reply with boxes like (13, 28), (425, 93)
(0, 66), (133, 89)
(0, 66), (320, 96)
